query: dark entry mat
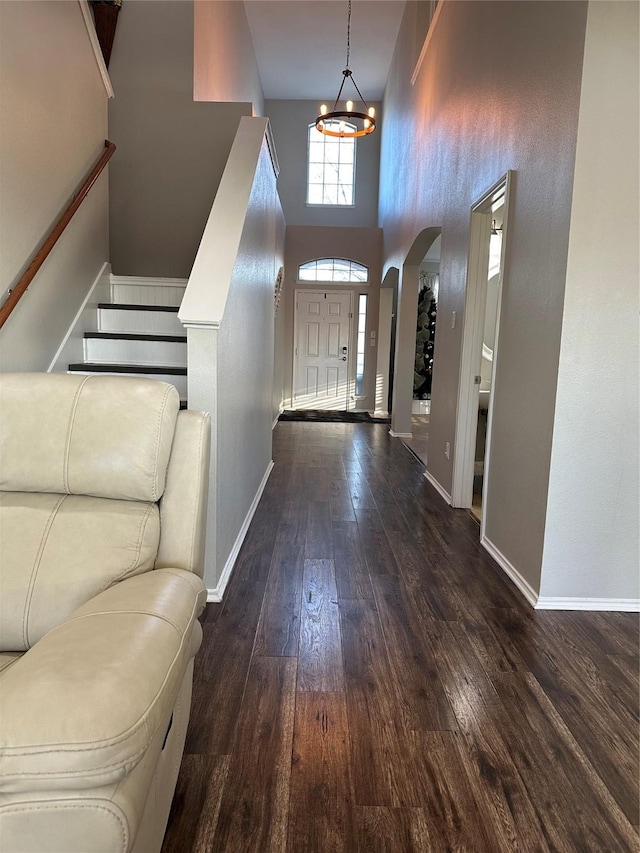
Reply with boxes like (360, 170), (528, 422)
(278, 410), (390, 424)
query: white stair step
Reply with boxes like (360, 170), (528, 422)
(83, 333), (186, 367)
(68, 363), (187, 399)
(110, 276), (187, 308)
(98, 304), (183, 335)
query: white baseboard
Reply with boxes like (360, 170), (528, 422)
(536, 596), (640, 612)
(389, 429), (412, 438)
(374, 409), (389, 418)
(48, 261), (110, 372)
(109, 275), (188, 288)
(207, 460), (274, 603)
(423, 470), (452, 505)
(481, 535), (539, 608)
(272, 402), (285, 429)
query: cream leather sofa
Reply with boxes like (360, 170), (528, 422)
(0, 374), (210, 853)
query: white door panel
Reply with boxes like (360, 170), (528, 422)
(294, 291), (352, 409)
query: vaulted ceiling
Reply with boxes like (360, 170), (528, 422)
(243, 1), (406, 101)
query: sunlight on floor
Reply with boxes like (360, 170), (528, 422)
(401, 415), (430, 466)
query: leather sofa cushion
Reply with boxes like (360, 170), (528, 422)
(0, 374), (179, 502)
(0, 570), (206, 794)
(0, 492), (160, 651)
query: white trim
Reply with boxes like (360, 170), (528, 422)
(452, 172), (512, 510)
(481, 535), (539, 608)
(373, 410), (389, 418)
(109, 275), (188, 289)
(536, 597), (640, 612)
(389, 429), (412, 438)
(265, 119), (280, 178)
(206, 460), (274, 602)
(180, 320), (220, 331)
(272, 414), (280, 430)
(423, 470), (452, 505)
(47, 262), (110, 372)
(78, 0), (114, 100)
(411, 0), (446, 86)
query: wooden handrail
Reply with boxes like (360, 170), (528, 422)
(0, 139), (117, 329)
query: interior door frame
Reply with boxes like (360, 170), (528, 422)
(451, 171), (512, 531)
(292, 288), (354, 410)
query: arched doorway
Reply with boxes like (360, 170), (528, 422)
(390, 227), (442, 441)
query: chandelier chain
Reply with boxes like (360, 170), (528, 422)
(345, 0), (351, 69)
(315, 0), (376, 138)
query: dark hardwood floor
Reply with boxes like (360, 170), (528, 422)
(162, 422), (639, 853)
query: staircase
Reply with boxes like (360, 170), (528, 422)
(68, 276), (188, 404)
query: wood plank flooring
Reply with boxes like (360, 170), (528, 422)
(163, 422), (639, 853)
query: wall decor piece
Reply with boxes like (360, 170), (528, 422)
(274, 266), (284, 314)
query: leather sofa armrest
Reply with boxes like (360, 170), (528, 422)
(0, 569), (206, 794)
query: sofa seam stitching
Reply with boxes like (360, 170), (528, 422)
(63, 375), (91, 494)
(21, 494), (67, 648)
(63, 607), (182, 635)
(152, 385), (173, 502)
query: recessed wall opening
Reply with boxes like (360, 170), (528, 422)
(389, 226), (441, 442)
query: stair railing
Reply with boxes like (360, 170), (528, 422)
(0, 139), (117, 330)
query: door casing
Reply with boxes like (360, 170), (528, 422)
(451, 171), (512, 540)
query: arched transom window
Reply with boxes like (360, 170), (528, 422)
(298, 258), (369, 283)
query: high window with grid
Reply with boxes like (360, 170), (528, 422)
(307, 121), (356, 206)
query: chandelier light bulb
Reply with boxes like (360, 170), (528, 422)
(368, 106), (375, 118)
(346, 100), (353, 112)
(320, 104), (328, 115)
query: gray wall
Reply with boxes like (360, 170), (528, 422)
(108, 0), (252, 278)
(379, 0), (588, 594)
(540, 1), (639, 604)
(216, 137), (282, 582)
(0, 0), (109, 372)
(266, 99), (381, 228)
(194, 0), (264, 115)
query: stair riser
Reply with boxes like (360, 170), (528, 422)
(68, 370), (187, 399)
(110, 283), (185, 307)
(84, 338), (186, 367)
(98, 308), (183, 335)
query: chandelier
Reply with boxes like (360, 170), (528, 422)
(315, 0), (376, 139)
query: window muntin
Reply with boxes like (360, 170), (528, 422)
(307, 122), (356, 206)
(355, 293), (368, 396)
(298, 258), (368, 284)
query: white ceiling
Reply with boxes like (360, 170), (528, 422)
(244, 1), (406, 101)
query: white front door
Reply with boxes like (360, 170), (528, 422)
(294, 291), (352, 410)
